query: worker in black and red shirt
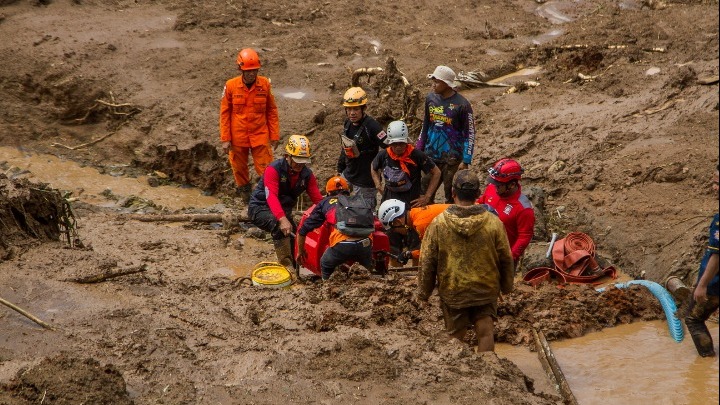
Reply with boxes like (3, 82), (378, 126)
(296, 176), (373, 280)
(248, 135), (323, 267)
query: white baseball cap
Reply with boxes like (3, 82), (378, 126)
(427, 65), (460, 89)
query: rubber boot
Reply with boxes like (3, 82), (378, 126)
(688, 328), (715, 357)
(236, 184), (252, 205)
(685, 295), (719, 357)
(273, 237), (294, 269)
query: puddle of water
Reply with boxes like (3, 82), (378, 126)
(552, 320), (719, 405)
(531, 28), (565, 45)
(488, 66), (543, 84)
(618, 0), (643, 10)
(496, 343), (556, 395)
(368, 39), (382, 54)
(646, 67), (661, 76)
(535, 1), (576, 24)
(0, 147), (219, 210)
(274, 87), (313, 100)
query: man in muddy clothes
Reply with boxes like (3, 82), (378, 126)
(220, 48), (280, 204)
(417, 65), (476, 204)
(417, 170), (514, 352)
(684, 164), (719, 357)
(296, 176), (373, 280)
(248, 135), (323, 267)
(336, 87), (387, 209)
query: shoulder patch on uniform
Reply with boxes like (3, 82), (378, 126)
(377, 130), (387, 140)
(519, 194), (533, 209)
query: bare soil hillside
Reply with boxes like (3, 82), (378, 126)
(0, 0), (718, 403)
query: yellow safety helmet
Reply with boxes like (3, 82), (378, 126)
(342, 87), (368, 107)
(285, 135), (312, 163)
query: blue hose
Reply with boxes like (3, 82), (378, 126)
(596, 280), (684, 342)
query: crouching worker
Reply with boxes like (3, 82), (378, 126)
(297, 176), (375, 280)
(377, 199), (450, 265)
(417, 169), (514, 352)
(248, 135), (323, 267)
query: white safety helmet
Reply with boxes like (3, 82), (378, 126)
(378, 199), (406, 228)
(384, 120), (409, 145)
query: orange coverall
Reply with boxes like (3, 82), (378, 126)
(219, 75), (280, 187)
(409, 203), (450, 260)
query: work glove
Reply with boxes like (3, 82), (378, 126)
(397, 250), (412, 265)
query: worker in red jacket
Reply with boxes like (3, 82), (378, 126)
(476, 158), (535, 267)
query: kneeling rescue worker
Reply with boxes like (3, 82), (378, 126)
(248, 135), (323, 267)
(297, 176), (374, 280)
(377, 199), (450, 265)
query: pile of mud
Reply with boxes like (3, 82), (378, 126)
(0, 174), (65, 261)
(0, 353), (132, 405)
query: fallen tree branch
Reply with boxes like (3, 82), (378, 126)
(533, 328), (578, 405)
(51, 131), (117, 150)
(351, 67), (384, 86)
(68, 264), (148, 284)
(0, 296), (56, 331)
(123, 211), (305, 223)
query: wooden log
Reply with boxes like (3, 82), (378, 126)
(0, 296), (55, 331)
(125, 213), (232, 223)
(69, 264), (148, 284)
(533, 328), (579, 405)
(124, 211), (305, 224)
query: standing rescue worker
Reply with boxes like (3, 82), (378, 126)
(371, 120), (440, 258)
(685, 164), (719, 357)
(220, 48), (280, 203)
(477, 158), (535, 267)
(336, 87), (387, 209)
(417, 170), (514, 353)
(297, 176), (373, 280)
(417, 65), (476, 204)
(248, 135), (323, 267)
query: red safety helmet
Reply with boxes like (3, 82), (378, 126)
(325, 176), (351, 195)
(237, 48), (261, 70)
(488, 158), (524, 183)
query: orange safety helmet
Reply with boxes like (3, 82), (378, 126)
(237, 48), (261, 71)
(325, 176), (351, 195)
(488, 158), (524, 183)
(342, 87), (368, 107)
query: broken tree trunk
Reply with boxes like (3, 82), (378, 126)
(126, 213), (237, 223)
(124, 211), (305, 224)
(69, 264), (148, 284)
(533, 328), (578, 405)
(0, 296), (56, 331)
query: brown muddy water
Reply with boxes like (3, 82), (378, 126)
(3, 148), (719, 404)
(0, 147), (219, 210)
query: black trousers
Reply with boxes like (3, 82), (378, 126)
(320, 238), (373, 280)
(248, 204), (295, 240)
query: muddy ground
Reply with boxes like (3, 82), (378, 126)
(0, 0), (718, 403)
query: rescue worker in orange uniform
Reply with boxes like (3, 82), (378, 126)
(296, 176), (374, 280)
(220, 48), (280, 203)
(378, 199), (450, 265)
